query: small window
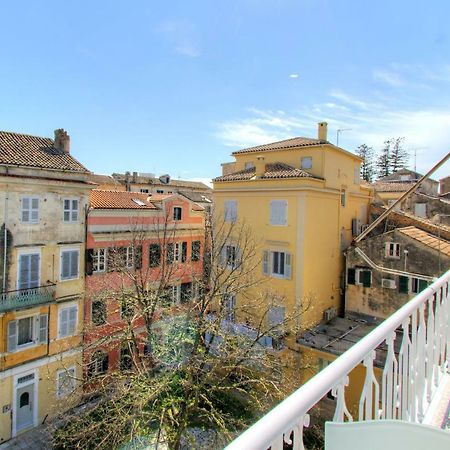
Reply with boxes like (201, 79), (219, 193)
(385, 242), (401, 259)
(180, 282), (192, 303)
(245, 162), (255, 170)
(21, 197), (39, 224)
(58, 305), (78, 338)
(140, 188), (149, 193)
(263, 251), (292, 279)
(17, 317), (33, 346)
(340, 189), (346, 207)
(173, 207), (182, 221)
(63, 199), (79, 222)
(191, 241), (201, 261)
(61, 249), (79, 280)
(156, 189), (164, 194)
(88, 351), (108, 377)
(57, 367), (76, 399)
(167, 242), (187, 264)
(301, 157), (312, 170)
(224, 200), (237, 223)
(149, 243), (161, 267)
(355, 269), (372, 287)
(124, 246), (134, 269)
(270, 200), (288, 226)
(93, 248), (107, 273)
(91, 299), (106, 326)
(223, 245), (239, 269)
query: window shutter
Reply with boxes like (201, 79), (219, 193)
(134, 245), (142, 270)
(167, 243), (174, 264)
(39, 314), (48, 343)
(59, 308), (68, 338)
(72, 200), (79, 221)
(181, 242), (187, 263)
(68, 307), (77, 335)
(270, 201), (277, 225)
(263, 251), (269, 275)
(31, 198), (39, 222)
(8, 320), (17, 352)
(362, 270), (371, 287)
(399, 275), (409, 294)
(61, 252), (69, 279)
(347, 268), (356, 285)
(284, 253), (292, 279)
(18, 255), (29, 289)
(418, 279), (428, 292)
(70, 251), (79, 278)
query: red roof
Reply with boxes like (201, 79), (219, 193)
(90, 190), (157, 209)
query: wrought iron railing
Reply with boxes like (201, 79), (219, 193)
(224, 270), (450, 450)
(0, 284), (56, 313)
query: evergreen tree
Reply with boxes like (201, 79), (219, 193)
(389, 137), (408, 173)
(356, 144), (375, 182)
(376, 139), (392, 179)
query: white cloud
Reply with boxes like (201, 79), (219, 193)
(155, 19), (200, 58)
(289, 73), (299, 78)
(373, 69), (405, 87)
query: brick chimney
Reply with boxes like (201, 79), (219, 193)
(318, 122), (328, 141)
(54, 129), (70, 153)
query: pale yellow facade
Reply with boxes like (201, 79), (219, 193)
(213, 128), (372, 330)
(0, 163), (91, 442)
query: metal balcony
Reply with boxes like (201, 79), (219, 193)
(225, 269), (450, 450)
(0, 284), (56, 313)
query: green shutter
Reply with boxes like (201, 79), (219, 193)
(347, 268), (356, 285)
(362, 270), (371, 287)
(399, 275), (409, 294)
(418, 279), (428, 292)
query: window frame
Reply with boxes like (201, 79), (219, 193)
(60, 247), (80, 281)
(16, 248), (41, 290)
(149, 243), (161, 268)
(7, 313), (48, 353)
(91, 298), (107, 326)
(263, 250), (292, 279)
(57, 302), (78, 339)
(173, 206), (183, 221)
(191, 241), (201, 262)
(56, 366), (76, 399)
(301, 156), (312, 170)
(385, 242), (401, 259)
(20, 196), (39, 224)
(355, 268), (372, 287)
(93, 248), (107, 273)
(62, 198), (79, 223)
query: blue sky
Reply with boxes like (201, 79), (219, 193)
(1, 0), (449, 182)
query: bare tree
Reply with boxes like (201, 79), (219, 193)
(53, 212), (309, 450)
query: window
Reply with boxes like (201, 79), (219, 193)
(58, 304), (78, 338)
(60, 248), (79, 280)
(268, 306), (285, 328)
(173, 207), (182, 221)
(385, 242), (401, 259)
(245, 161), (255, 170)
(223, 294), (236, 322)
(93, 248), (107, 273)
(191, 241), (201, 261)
(224, 200), (237, 223)
(348, 268), (371, 287)
(270, 200), (288, 226)
(340, 189), (346, 207)
(88, 351), (108, 377)
(399, 276), (428, 294)
(140, 188), (149, 193)
(223, 244), (239, 269)
(17, 252), (40, 290)
(180, 282), (192, 303)
(7, 314), (48, 352)
(21, 197), (39, 224)
(167, 242), (187, 264)
(301, 157), (312, 170)
(57, 367), (76, 399)
(170, 285), (181, 304)
(156, 189), (164, 194)
(124, 246), (134, 269)
(63, 198), (79, 222)
(91, 299), (106, 326)
(263, 251), (292, 279)
(149, 243), (161, 267)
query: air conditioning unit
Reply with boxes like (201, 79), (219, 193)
(323, 307), (337, 323)
(382, 279), (396, 289)
(352, 218), (362, 237)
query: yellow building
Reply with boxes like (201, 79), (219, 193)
(0, 130), (93, 442)
(213, 122), (372, 332)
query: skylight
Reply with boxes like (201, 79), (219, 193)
(132, 198), (146, 206)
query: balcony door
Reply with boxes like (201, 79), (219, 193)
(17, 253), (40, 290)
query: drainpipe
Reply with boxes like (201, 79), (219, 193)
(2, 177), (9, 292)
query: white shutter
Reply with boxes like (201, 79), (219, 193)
(68, 307), (77, 335)
(8, 320), (17, 352)
(31, 198), (39, 223)
(263, 251), (269, 275)
(59, 308), (68, 338)
(284, 253), (292, 279)
(39, 314), (48, 343)
(30, 254), (40, 288)
(270, 201), (287, 225)
(72, 200), (79, 221)
(224, 200), (237, 223)
(70, 251), (79, 278)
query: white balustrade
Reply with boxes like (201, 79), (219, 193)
(224, 270), (450, 450)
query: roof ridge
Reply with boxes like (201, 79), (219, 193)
(0, 130), (53, 141)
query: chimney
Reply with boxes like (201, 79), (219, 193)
(255, 155), (266, 177)
(132, 171), (138, 183)
(54, 129), (70, 153)
(318, 122), (328, 141)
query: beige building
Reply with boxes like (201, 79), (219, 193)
(0, 129), (93, 442)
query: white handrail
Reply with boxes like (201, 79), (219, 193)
(224, 269), (450, 450)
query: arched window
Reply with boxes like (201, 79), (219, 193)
(19, 392), (30, 408)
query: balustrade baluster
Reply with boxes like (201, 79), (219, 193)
(398, 319), (411, 420)
(359, 351), (379, 421)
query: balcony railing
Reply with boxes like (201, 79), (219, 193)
(225, 269), (450, 450)
(0, 284), (56, 313)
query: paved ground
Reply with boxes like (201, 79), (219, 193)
(0, 424), (52, 450)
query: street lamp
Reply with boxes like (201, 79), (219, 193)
(336, 128), (352, 147)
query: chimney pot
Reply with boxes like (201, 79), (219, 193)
(54, 129), (70, 153)
(318, 122), (328, 141)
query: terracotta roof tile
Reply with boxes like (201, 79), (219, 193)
(232, 136), (328, 155)
(213, 162), (320, 182)
(0, 131), (89, 173)
(90, 190), (157, 209)
(398, 226), (450, 257)
(111, 173), (211, 190)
